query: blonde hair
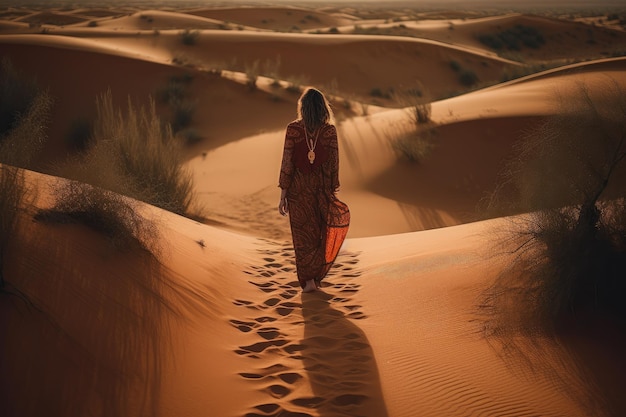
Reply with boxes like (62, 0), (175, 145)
(297, 87), (334, 132)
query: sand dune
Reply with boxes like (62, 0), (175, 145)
(92, 10), (238, 31)
(3, 168), (610, 417)
(185, 6), (357, 32)
(2, 4), (626, 417)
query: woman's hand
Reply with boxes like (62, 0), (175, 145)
(279, 197), (288, 216)
(278, 188), (289, 216)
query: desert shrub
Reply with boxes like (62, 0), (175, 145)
(180, 29), (199, 46)
(0, 57), (52, 168)
(156, 74), (195, 134)
(245, 60), (260, 91)
(35, 180), (157, 251)
(412, 102), (432, 124)
(177, 128), (202, 145)
(459, 69), (478, 86)
(393, 81), (431, 123)
(392, 127), (437, 163)
(448, 60), (478, 87)
(58, 90), (195, 217)
(482, 80), (626, 330)
(65, 117), (92, 152)
(0, 58), (37, 135)
(500, 62), (554, 82)
(262, 55), (282, 86)
(285, 74), (309, 94)
(0, 166), (27, 288)
(170, 99), (195, 133)
(478, 25), (545, 51)
(0, 59), (49, 291)
(370, 87), (393, 99)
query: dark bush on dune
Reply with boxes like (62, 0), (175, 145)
(478, 25), (545, 51)
(483, 79), (626, 330)
(0, 57), (51, 169)
(0, 58), (51, 289)
(35, 180), (158, 251)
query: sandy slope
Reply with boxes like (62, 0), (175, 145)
(2, 168), (612, 417)
(2, 5), (626, 417)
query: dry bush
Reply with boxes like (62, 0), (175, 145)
(58, 90), (195, 217)
(0, 58), (50, 290)
(391, 127), (438, 164)
(0, 166), (27, 288)
(0, 58), (52, 169)
(481, 79), (626, 332)
(394, 82), (432, 124)
(245, 59), (260, 91)
(180, 29), (199, 45)
(35, 180), (158, 252)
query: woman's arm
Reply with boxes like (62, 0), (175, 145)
(326, 125), (340, 192)
(278, 125), (296, 215)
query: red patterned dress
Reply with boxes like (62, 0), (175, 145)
(279, 120), (350, 288)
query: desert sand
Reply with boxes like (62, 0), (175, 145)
(1, 1), (626, 417)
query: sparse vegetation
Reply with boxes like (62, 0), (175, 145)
(0, 166), (27, 289)
(478, 25), (545, 52)
(156, 74), (196, 134)
(57, 90), (195, 218)
(180, 29), (200, 46)
(245, 60), (260, 91)
(482, 80), (626, 332)
(370, 87), (394, 99)
(285, 74), (308, 94)
(0, 58), (50, 291)
(392, 127), (437, 163)
(449, 60), (478, 87)
(262, 56), (282, 86)
(393, 82), (432, 124)
(36, 180), (158, 250)
(65, 117), (92, 151)
(0, 60), (51, 168)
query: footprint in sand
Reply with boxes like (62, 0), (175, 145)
(229, 240), (371, 417)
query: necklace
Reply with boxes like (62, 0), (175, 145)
(304, 126), (319, 164)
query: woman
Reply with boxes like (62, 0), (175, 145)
(278, 88), (350, 293)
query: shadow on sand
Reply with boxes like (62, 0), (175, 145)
(301, 290), (389, 417)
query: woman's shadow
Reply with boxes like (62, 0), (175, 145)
(300, 290), (389, 417)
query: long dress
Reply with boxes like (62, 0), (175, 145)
(279, 120), (350, 288)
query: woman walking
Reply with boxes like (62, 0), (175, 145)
(278, 88), (350, 293)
